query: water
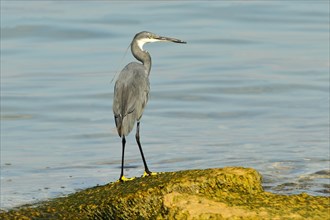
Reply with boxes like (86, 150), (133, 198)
(1, 1), (329, 210)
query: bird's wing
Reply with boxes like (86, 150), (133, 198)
(113, 63), (150, 136)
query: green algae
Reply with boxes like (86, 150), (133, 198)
(1, 167), (328, 219)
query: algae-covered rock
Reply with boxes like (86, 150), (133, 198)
(0, 167), (328, 219)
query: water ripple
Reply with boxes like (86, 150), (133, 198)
(1, 24), (115, 40)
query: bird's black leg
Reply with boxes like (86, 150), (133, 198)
(118, 136), (135, 182)
(136, 122), (151, 175)
(119, 136), (126, 181)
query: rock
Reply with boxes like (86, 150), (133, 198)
(0, 167), (328, 219)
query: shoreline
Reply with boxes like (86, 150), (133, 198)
(1, 167), (329, 219)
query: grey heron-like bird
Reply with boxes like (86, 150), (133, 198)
(113, 31), (186, 181)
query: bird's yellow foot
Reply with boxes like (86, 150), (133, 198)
(117, 176), (136, 182)
(142, 171), (158, 177)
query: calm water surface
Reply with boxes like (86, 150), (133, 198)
(1, 1), (329, 210)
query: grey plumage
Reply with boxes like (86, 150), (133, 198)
(112, 31), (186, 181)
(113, 62), (149, 137)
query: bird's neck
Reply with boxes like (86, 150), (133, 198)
(131, 41), (152, 76)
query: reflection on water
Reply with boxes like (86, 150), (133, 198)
(1, 1), (329, 209)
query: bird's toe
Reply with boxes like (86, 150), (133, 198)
(117, 176), (136, 182)
(142, 171), (159, 177)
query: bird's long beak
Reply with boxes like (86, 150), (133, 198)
(155, 35), (187, 44)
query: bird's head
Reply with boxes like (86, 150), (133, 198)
(133, 31), (186, 51)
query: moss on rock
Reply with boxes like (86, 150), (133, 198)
(0, 167), (328, 219)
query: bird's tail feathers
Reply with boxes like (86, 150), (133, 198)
(114, 108), (136, 137)
(114, 115), (123, 137)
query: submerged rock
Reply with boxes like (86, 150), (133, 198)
(0, 167), (328, 219)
